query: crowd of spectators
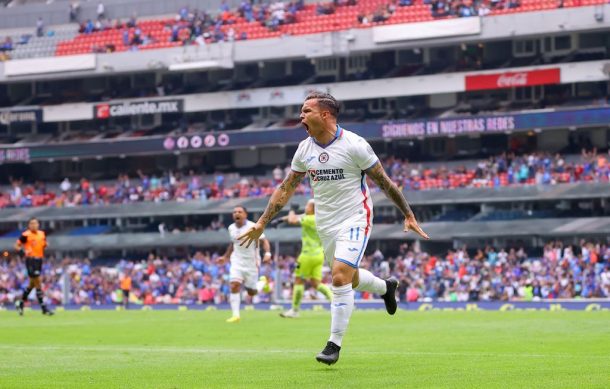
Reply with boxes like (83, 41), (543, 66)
(165, 3), (245, 46)
(0, 166), (301, 208)
(385, 149), (610, 191)
(357, 1), (396, 25)
(2, 149), (609, 209)
(75, 1), (310, 51)
(355, 0), (525, 25)
(427, 0), (521, 18)
(368, 240), (610, 302)
(1, 240), (608, 307)
(0, 251), (278, 306)
(165, 0), (309, 41)
(71, 0), (509, 51)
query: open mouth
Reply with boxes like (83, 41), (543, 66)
(302, 121), (310, 132)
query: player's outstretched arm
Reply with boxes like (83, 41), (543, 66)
(217, 243), (233, 264)
(274, 210), (302, 226)
(286, 210), (303, 225)
(238, 170), (305, 247)
(365, 162), (430, 240)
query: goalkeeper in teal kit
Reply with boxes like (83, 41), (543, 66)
(280, 199), (332, 318)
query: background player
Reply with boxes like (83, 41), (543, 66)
(218, 206), (273, 323)
(120, 270), (132, 309)
(239, 92), (428, 365)
(15, 218), (54, 316)
(279, 199), (332, 318)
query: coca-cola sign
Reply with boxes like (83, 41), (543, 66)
(497, 72), (529, 87)
(465, 68), (561, 91)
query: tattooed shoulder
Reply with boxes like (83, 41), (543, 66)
(284, 170), (305, 190)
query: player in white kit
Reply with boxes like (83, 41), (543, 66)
(218, 206), (273, 323)
(238, 92), (429, 364)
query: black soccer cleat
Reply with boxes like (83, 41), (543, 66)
(16, 301), (23, 316)
(42, 307), (54, 316)
(316, 341), (341, 365)
(381, 278), (399, 315)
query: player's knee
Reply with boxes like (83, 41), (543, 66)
(310, 279), (320, 288)
(246, 288), (257, 296)
(331, 271), (351, 287)
(230, 282), (241, 293)
(332, 278), (350, 287)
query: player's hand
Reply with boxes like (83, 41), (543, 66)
(262, 252), (273, 264)
(216, 256), (227, 265)
(237, 222), (265, 248)
(404, 214), (430, 240)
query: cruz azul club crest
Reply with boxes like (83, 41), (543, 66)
(318, 152), (329, 163)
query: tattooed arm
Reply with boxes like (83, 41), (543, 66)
(238, 170), (306, 247)
(365, 162), (414, 218)
(365, 162), (429, 239)
(259, 170), (306, 227)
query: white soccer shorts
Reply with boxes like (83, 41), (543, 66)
(320, 223), (371, 269)
(229, 266), (259, 290)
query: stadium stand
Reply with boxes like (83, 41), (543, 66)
(4, 25), (78, 60)
(0, 0), (601, 58)
(0, 0), (608, 313)
(1, 151), (608, 209)
(1, 2), (609, 386)
(1, 240), (608, 307)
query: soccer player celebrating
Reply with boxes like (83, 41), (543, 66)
(280, 199), (332, 318)
(239, 92), (428, 365)
(15, 218), (54, 316)
(218, 206), (273, 323)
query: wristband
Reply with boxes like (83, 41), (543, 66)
(264, 252), (272, 256)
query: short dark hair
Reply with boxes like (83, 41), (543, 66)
(305, 92), (340, 118)
(28, 218), (38, 223)
(234, 206), (247, 214)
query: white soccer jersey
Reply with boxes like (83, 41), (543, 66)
(291, 126), (378, 236)
(228, 220), (266, 269)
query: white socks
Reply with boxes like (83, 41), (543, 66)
(355, 268), (387, 295)
(230, 293), (241, 318)
(329, 284), (354, 347)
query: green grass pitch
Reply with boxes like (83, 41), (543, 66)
(0, 308), (608, 388)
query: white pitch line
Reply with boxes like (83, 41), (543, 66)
(0, 345), (606, 360)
